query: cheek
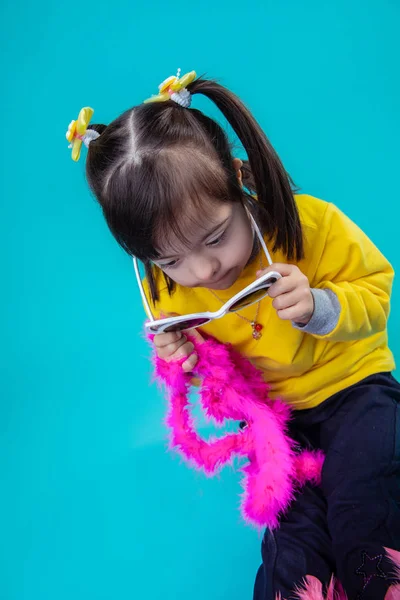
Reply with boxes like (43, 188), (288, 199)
(219, 237), (252, 272)
(159, 265), (195, 288)
(231, 224), (254, 265)
(160, 271), (186, 286)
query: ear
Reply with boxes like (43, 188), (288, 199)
(232, 158), (243, 187)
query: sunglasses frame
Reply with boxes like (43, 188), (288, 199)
(133, 210), (280, 334)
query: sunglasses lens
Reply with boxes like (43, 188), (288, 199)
(229, 288), (269, 312)
(163, 317), (210, 333)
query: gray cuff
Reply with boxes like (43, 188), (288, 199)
(292, 288), (341, 336)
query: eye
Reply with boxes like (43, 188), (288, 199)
(207, 230), (227, 247)
(159, 259), (179, 269)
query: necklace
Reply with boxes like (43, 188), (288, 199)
(208, 256), (264, 340)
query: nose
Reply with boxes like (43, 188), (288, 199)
(191, 256), (220, 283)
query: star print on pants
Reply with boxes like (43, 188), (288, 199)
(355, 551), (387, 589)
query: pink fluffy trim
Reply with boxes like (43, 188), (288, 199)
(275, 548), (400, 599)
(151, 334), (324, 529)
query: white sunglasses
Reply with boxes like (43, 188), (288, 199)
(134, 211), (281, 334)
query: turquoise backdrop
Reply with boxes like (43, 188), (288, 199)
(1, 1), (399, 598)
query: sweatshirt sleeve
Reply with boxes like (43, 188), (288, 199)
(296, 203), (394, 342)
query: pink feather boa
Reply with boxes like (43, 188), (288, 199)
(151, 334), (324, 529)
(275, 548), (400, 599)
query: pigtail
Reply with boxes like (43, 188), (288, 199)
(188, 79), (304, 261)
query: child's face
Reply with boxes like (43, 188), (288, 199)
(154, 201), (255, 290)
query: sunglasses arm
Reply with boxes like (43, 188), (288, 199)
(133, 257), (155, 322)
(246, 210), (273, 266)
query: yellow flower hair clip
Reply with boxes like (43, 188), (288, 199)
(66, 106), (99, 162)
(144, 69), (197, 108)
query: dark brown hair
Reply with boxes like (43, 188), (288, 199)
(85, 76), (303, 302)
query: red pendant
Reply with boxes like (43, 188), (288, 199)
(251, 322), (263, 340)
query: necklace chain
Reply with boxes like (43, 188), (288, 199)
(208, 256), (264, 340)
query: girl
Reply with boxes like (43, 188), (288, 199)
(67, 70), (400, 599)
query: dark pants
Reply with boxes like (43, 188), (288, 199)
(253, 372), (400, 600)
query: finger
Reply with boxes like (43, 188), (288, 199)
(276, 302), (311, 322)
(157, 337), (189, 359)
(171, 341), (195, 361)
(257, 263), (297, 278)
(173, 342), (194, 360)
(153, 330), (183, 348)
(186, 327), (206, 345)
(182, 352), (198, 373)
(268, 276), (298, 299)
(272, 290), (301, 311)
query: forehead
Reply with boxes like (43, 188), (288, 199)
(155, 199), (234, 257)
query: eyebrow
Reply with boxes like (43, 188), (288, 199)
(158, 216), (231, 260)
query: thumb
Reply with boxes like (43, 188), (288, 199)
(160, 312), (205, 343)
(187, 327), (205, 345)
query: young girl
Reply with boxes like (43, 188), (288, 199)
(67, 70), (400, 599)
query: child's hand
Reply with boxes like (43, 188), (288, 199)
(257, 264), (314, 325)
(153, 328), (204, 372)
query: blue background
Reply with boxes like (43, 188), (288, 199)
(1, 1), (399, 598)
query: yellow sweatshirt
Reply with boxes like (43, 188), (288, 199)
(145, 194), (395, 410)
